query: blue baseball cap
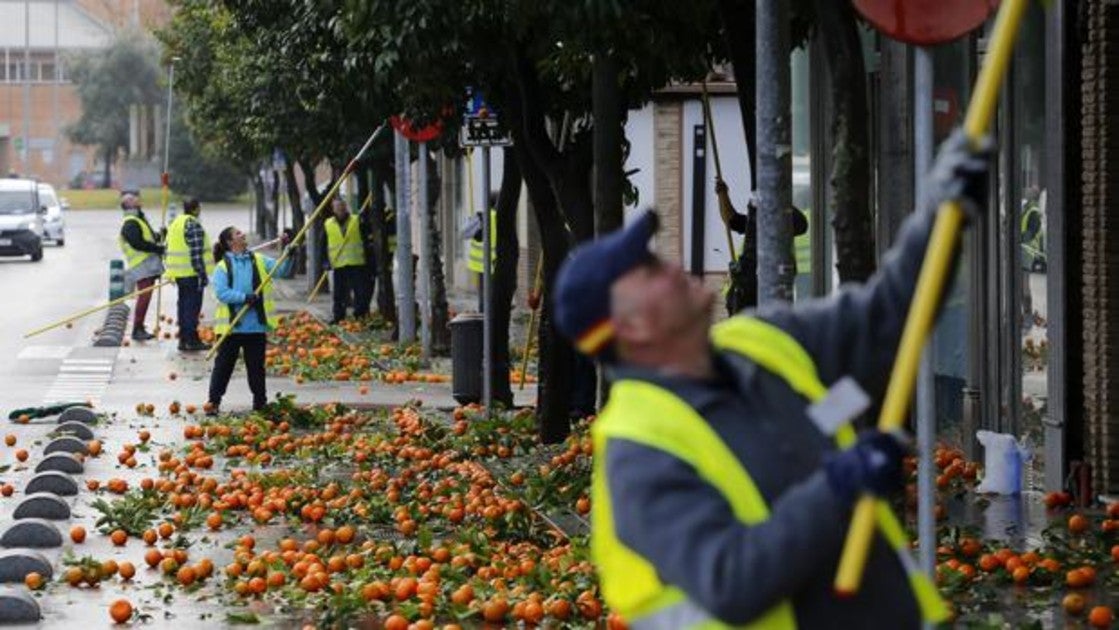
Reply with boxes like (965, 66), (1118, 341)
(554, 210), (659, 356)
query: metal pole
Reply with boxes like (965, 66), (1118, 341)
(418, 142), (432, 357)
(163, 62), (175, 175)
(913, 46), (937, 596)
(154, 58), (177, 336)
(394, 131), (416, 342)
(22, 0), (30, 173)
(481, 147), (493, 409)
(52, 0), (58, 174)
(755, 0), (794, 304)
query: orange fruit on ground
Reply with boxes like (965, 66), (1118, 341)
(4, 434), (15, 447)
(206, 512), (222, 530)
(110, 529), (127, 546)
(16, 414), (29, 424)
(1069, 514), (1090, 535)
(483, 598), (510, 623)
(1089, 606), (1115, 628)
(1011, 566), (1030, 584)
(177, 566), (197, 586)
(142, 530), (157, 546)
(1063, 593), (1086, 616)
(1066, 567), (1095, 588)
(0, 484), (11, 497)
(109, 599), (133, 624)
(144, 549), (163, 568)
(383, 615), (409, 630)
(24, 572), (42, 590)
(69, 526), (86, 543)
(14, 449), (27, 462)
(118, 562), (136, 581)
(87, 440), (102, 456)
(978, 554), (1000, 572)
(158, 522), (174, 539)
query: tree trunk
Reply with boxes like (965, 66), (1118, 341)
(755, 0), (795, 303)
(491, 146), (522, 407)
(423, 151), (452, 354)
(813, 0), (876, 283)
(252, 171), (267, 238)
(269, 169), (280, 240)
(506, 73), (576, 443)
(103, 147), (113, 189)
(283, 161), (305, 274)
(371, 159), (398, 328)
(718, 0), (761, 312)
(593, 51), (624, 235)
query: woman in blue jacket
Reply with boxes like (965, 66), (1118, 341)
(207, 226), (291, 414)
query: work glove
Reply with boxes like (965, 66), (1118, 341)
(242, 293), (259, 307)
(155, 244), (167, 256)
(823, 430), (908, 504)
(924, 127), (994, 221)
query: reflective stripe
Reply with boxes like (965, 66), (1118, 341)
(118, 215), (155, 270)
(467, 209), (497, 273)
(165, 215), (213, 279)
(325, 215), (365, 268)
(212, 254), (277, 335)
(631, 599), (719, 630)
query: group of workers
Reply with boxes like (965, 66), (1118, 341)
(117, 190), (289, 415)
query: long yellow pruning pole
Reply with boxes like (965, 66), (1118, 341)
(25, 278), (175, 339)
(154, 173), (171, 336)
(834, 0), (1030, 596)
(308, 191), (374, 305)
(700, 79), (737, 263)
(205, 123), (389, 361)
(519, 257), (544, 390)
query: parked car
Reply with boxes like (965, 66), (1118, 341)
(0, 179), (44, 261)
(37, 183), (65, 246)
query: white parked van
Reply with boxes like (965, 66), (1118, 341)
(0, 178), (44, 261)
(37, 183), (65, 246)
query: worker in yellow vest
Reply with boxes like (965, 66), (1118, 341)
(165, 198), (214, 352)
(118, 191), (165, 341)
(465, 208), (497, 312)
(718, 181), (809, 312)
(324, 197), (372, 324)
(552, 129), (989, 629)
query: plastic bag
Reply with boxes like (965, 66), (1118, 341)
(975, 430), (1030, 495)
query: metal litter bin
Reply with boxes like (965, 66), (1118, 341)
(450, 312), (484, 405)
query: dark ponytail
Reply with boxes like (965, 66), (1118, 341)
(213, 226), (236, 264)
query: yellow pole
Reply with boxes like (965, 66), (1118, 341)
(700, 79), (737, 263)
(834, 0), (1030, 596)
(205, 122), (389, 361)
(307, 271), (329, 304)
(519, 258), (544, 390)
(25, 278), (175, 339)
(155, 174), (171, 336)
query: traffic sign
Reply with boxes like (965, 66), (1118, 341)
(459, 116), (510, 147)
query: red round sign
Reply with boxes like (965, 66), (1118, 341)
(853, 0), (999, 45)
(390, 115), (443, 143)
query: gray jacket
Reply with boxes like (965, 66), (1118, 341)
(604, 205), (942, 629)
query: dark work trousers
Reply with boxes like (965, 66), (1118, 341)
(176, 276), (204, 342)
(332, 265), (372, 322)
(208, 333), (268, 410)
(134, 276), (156, 328)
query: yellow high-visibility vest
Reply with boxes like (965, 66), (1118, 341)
(467, 209), (497, 274)
(592, 316), (949, 629)
(118, 215), (157, 270)
(325, 215), (366, 269)
(212, 254), (277, 335)
(164, 214), (214, 279)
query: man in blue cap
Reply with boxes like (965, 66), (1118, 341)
(554, 130), (989, 629)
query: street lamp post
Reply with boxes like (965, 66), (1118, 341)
(154, 57), (180, 336)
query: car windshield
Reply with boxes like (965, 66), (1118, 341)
(38, 189), (57, 207)
(0, 190), (34, 215)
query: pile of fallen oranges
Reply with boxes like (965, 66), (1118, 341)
(58, 397), (1118, 627)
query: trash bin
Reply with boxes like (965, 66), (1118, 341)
(450, 312), (484, 405)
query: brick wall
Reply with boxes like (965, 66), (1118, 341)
(653, 101), (682, 263)
(1079, 0), (1119, 495)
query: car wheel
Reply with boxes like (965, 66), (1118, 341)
(30, 249), (42, 262)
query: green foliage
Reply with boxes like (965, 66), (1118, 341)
(167, 110), (247, 201)
(66, 34), (163, 161)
